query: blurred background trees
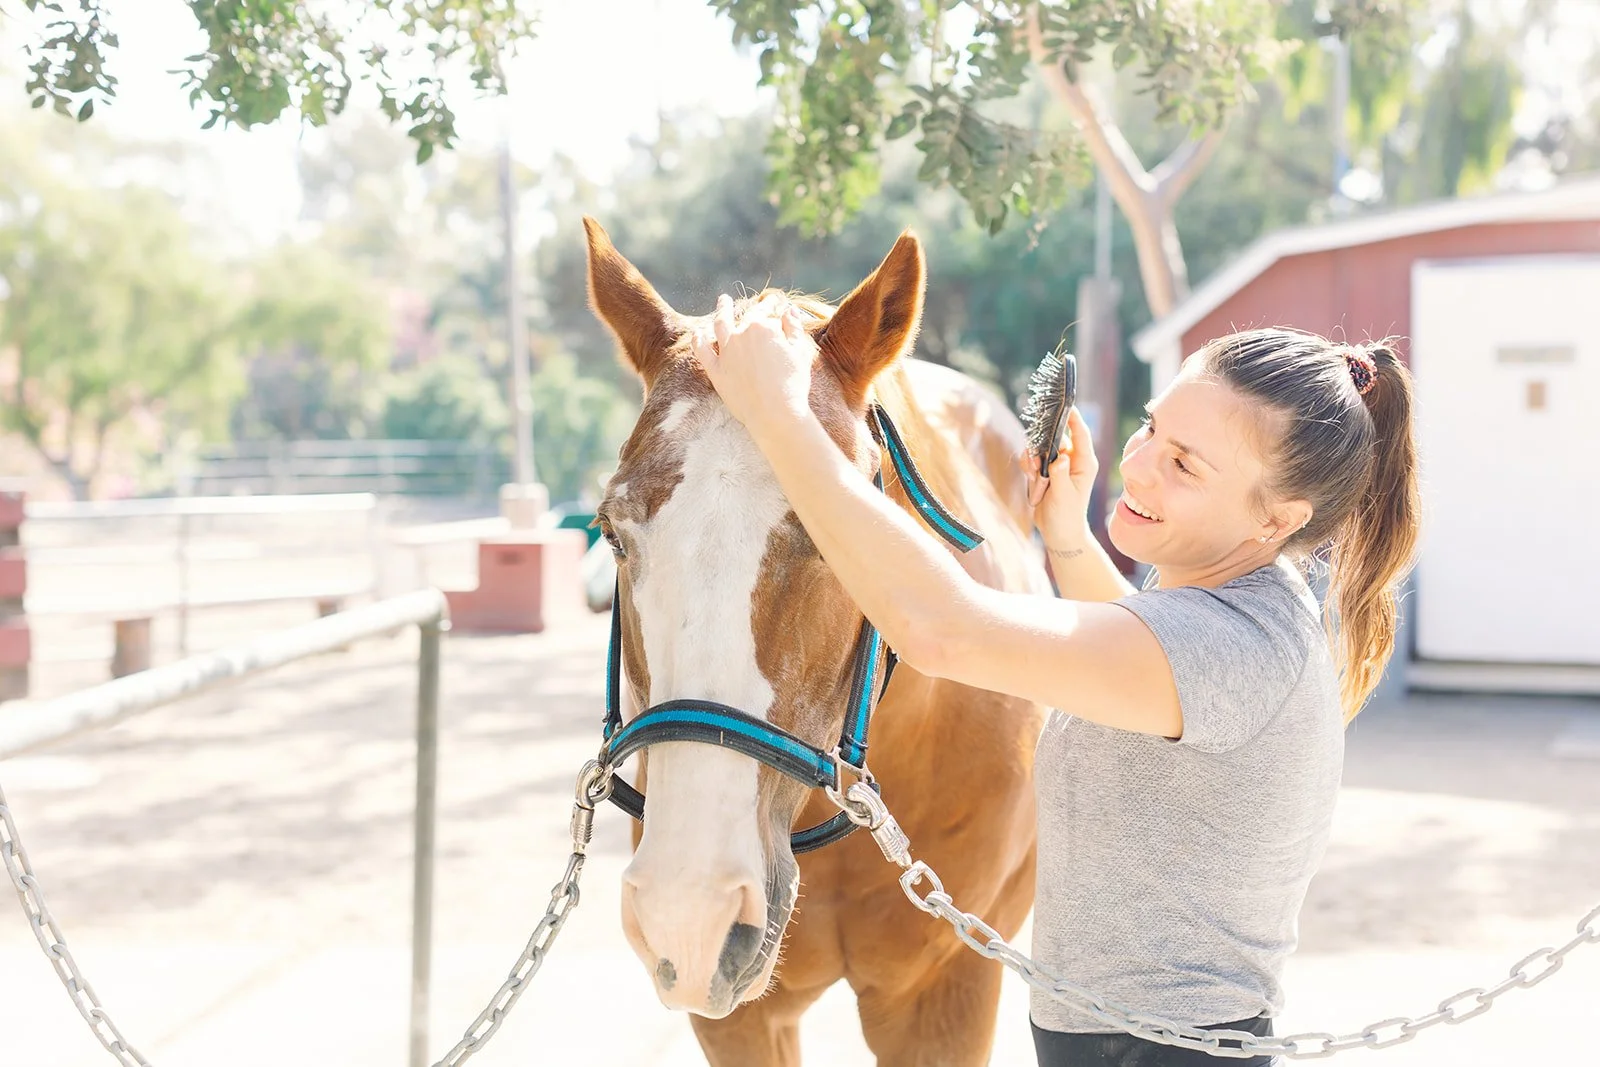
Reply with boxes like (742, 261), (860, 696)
(3, 1), (1598, 503)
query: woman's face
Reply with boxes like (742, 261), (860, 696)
(1107, 370), (1298, 575)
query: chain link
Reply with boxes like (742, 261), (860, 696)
(1, 781), (153, 1067)
(428, 760), (612, 1067)
(829, 781), (1600, 1061)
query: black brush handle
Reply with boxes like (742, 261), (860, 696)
(1039, 353), (1077, 477)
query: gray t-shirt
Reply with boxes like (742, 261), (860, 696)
(1031, 558), (1344, 1034)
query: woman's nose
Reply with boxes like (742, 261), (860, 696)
(1119, 436), (1151, 483)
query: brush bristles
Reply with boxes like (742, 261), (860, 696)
(1021, 351), (1071, 457)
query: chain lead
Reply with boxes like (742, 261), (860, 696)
(2, 782), (153, 1067)
(7, 758), (1596, 1066)
(428, 760), (610, 1067)
(831, 785), (1600, 1060)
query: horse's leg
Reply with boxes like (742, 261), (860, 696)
(688, 979), (833, 1067)
(855, 947), (1008, 1067)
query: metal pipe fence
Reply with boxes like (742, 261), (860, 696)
(0, 589), (448, 1067)
(23, 495), (387, 659)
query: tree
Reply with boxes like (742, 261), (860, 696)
(227, 242), (392, 441)
(0, 144), (238, 497)
(293, 110), (638, 502)
(526, 350), (638, 505)
(23, 2), (1567, 324)
(16, 0), (1420, 320)
(381, 352), (507, 446)
(16, 0), (534, 162)
(712, 0), (1427, 321)
(537, 100), (1329, 424)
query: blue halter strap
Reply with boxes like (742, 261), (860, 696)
(599, 403), (982, 853)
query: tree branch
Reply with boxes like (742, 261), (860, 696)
(1023, 4), (1185, 317)
(1024, 11), (1154, 205)
(1151, 129), (1225, 207)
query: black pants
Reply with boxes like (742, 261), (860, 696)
(1031, 1014), (1277, 1067)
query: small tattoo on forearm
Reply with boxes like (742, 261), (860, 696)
(1048, 546), (1086, 560)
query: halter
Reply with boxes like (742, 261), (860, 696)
(599, 403), (983, 853)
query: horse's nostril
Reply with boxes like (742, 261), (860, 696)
(655, 958), (678, 991)
(717, 921), (765, 987)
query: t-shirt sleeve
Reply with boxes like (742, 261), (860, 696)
(1115, 582), (1311, 754)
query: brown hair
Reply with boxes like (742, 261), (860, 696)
(1195, 328), (1421, 721)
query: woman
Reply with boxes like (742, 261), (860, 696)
(691, 295), (1420, 1067)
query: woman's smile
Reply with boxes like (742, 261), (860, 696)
(1118, 493), (1163, 524)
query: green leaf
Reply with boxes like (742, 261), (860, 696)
(885, 108), (920, 141)
(76, 99), (93, 121)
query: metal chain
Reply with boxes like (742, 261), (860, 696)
(1, 780), (153, 1067)
(11, 752), (1596, 1066)
(429, 760), (612, 1067)
(3, 756), (611, 1067)
(830, 781), (1600, 1061)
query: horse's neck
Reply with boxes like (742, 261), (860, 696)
(871, 361), (1050, 598)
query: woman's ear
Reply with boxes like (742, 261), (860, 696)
(1270, 500), (1314, 542)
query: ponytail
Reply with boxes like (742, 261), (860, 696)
(1197, 330), (1422, 722)
(1324, 341), (1421, 720)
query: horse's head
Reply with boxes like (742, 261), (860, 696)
(584, 217), (924, 1017)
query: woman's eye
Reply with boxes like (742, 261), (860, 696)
(1174, 456), (1192, 476)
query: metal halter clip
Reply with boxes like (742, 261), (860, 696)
(827, 777), (913, 869)
(570, 761), (613, 856)
(575, 759), (613, 808)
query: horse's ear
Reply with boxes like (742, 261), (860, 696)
(584, 216), (684, 387)
(818, 231), (925, 408)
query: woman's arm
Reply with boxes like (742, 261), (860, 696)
(1045, 534), (1137, 603)
(744, 394), (1182, 741)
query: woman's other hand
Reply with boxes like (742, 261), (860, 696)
(1023, 406), (1099, 551)
(691, 293), (814, 432)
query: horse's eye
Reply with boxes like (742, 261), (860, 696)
(597, 517), (626, 558)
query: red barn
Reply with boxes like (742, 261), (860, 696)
(1131, 175), (1600, 696)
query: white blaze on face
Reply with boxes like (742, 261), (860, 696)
(616, 396), (793, 1008)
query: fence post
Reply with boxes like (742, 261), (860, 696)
(0, 486), (28, 702)
(409, 618), (443, 1067)
(176, 511), (192, 658)
(111, 618), (153, 678)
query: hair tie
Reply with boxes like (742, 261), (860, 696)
(1344, 347), (1377, 396)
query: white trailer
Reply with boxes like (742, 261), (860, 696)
(1409, 255), (1600, 691)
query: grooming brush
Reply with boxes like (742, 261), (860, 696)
(1019, 337), (1077, 478)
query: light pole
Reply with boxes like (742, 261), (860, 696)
(1325, 31), (1354, 215)
(498, 98), (549, 527)
(1074, 81), (1124, 562)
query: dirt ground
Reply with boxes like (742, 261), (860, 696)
(2, 614), (1597, 1067)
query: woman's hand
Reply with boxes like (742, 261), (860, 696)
(1022, 406), (1099, 551)
(690, 293), (815, 433)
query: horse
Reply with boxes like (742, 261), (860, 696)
(584, 217), (1049, 1066)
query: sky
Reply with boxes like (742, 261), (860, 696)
(2, 0), (765, 246)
